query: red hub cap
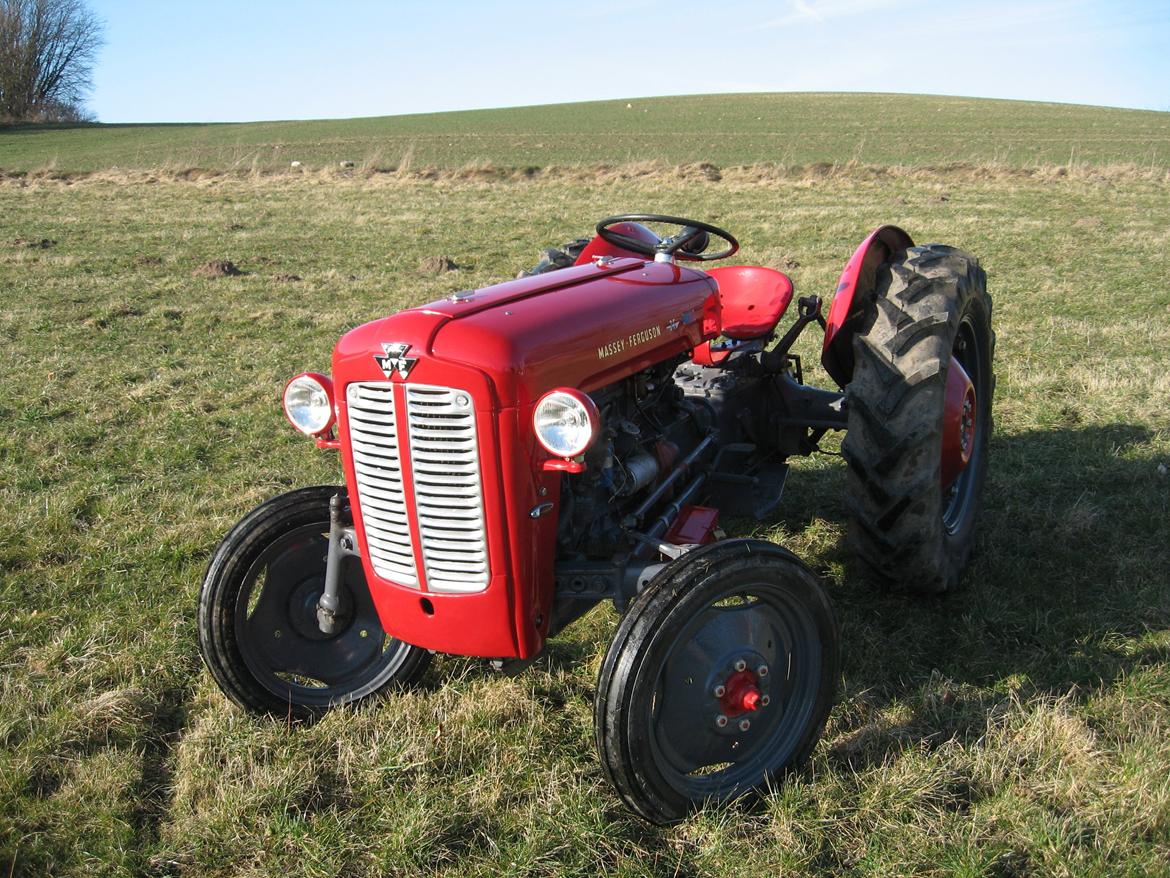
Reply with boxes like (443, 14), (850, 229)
(941, 358), (976, 489)
(718, 669), (763, 718)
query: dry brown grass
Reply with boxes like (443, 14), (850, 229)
(5, 158), (1170, 191)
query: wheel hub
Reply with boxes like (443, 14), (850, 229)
(718, 668), (764, 717)
(287, 579), (353, 642)
(941, 357), (976, 489)
(237, 525), (395, 697)
(706, 651), (777, 734)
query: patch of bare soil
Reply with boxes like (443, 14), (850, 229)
(676, 162), (722, 182)
(418, 255), (458, 274)
(273, 273), (302, 283)
(193, 260), (244, 278)
(9, 237), (56, 248)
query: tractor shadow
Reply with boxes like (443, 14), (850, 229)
(816, 422), (1168, 769)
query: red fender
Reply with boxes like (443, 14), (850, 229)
(574, 222), (661, 264)
(820, 225), (914, 387)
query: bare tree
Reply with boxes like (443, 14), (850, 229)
(0, 0), (102, 123)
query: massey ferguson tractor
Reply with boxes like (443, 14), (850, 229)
(198, 215), (992, 824)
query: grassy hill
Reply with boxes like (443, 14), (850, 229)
(2, 93), (1170, 877)
(2, 92), (1169, 172)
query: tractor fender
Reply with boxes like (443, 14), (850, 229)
(820, 224), (914, 387)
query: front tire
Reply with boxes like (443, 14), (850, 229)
(197, 486), (430, 719)
(842, 244), (994, 593)
(594, 540), (839, 824)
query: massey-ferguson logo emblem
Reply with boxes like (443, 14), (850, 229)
(597, 324), (663, 360)
(374, 342), (417, 379)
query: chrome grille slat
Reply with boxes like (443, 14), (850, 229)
(346, 379), (490, 595)
(345, 382), (418, 587)
(354, 483), (408, 504)
(365, 538), (413, 557)
(406, 384), (490, 593)
(351, 436), (400, 452)
(365, 536), (413, 556)
(352, 465), (403, 483)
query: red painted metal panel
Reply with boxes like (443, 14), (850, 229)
(331, 261), (720, 659)
(820, 225), (914, 386)
(429, 259), (719, 408)
(573, 222), (661, 264)
(703, 265), (794, 340)
(664, 505), (720, 546)
(334, 316), (521, 657)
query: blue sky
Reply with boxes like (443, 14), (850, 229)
(88, 0), (1168, 122)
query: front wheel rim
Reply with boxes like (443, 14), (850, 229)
(234, 523), (413, 708)
(646, 580), (822, 800)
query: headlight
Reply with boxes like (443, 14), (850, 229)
(533, 388), (600, 458)
(283, 373), (336, 436)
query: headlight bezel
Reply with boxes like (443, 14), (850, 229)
(533, 387), (600, 459)
(282, 372), (336, 437)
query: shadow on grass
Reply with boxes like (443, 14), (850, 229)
(827, 422), (1167, 766)
(531, 422), (1164, 763)
(539, 422), (1165, 791)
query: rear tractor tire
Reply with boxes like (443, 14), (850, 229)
(842, 244), (994, 594)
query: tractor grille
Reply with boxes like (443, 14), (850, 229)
(344, 381), (489, 593)
(404, 385), (490, 593)
(346, 382), (418, 586)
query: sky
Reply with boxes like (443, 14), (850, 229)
(87, 0), (1169, 123)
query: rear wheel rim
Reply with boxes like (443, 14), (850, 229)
(646, 580), (822, 799)
(943, 314), (986, 535)
(234, 523), (413, 708)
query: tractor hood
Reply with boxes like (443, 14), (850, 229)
(334, 258), (720, 408)
(328, 257), (721, 661)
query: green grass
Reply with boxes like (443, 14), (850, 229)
(2, 165), (1168, 877)
(2, 92), (1169, 173)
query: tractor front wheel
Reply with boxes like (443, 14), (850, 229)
(843, 244), (994, 593)
(594, 540), (839, 824)
(197, 486), (430, 719)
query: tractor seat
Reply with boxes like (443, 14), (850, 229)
(705, 265), (794, 340)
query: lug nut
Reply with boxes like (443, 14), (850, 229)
(738, 718), (751, 732)
(757, 664), (769, 677)
(715, 714), (728, 728)
(713, 684), (726, 698)
(760, 694), (771, 707)
(734, 659), (747, 672)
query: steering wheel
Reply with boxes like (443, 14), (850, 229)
(596, 214), (739, 262)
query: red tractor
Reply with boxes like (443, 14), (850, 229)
(198, 215), (992, 823)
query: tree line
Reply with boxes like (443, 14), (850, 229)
(0, 0), (102, 123)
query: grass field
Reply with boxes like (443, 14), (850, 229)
(2, 95), (1170, 877)
(2, 93), (1170, 173)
